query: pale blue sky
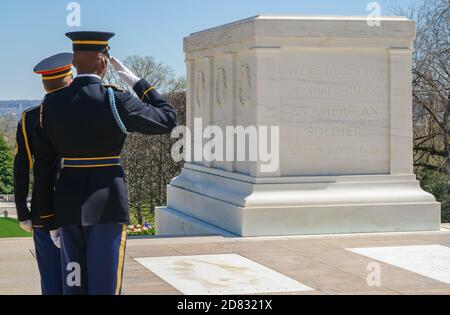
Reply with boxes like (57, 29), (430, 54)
(0, 0), (421, 100)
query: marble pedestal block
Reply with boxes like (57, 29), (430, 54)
(157, 15), (441, 237)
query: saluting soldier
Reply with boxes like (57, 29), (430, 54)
(14, 53), (74, 295)
(33, 31), (177, 295)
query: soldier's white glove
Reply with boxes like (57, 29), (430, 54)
(19, 220), (33, 233)
(50, 229), (61, 249)
(110, 57), (140, 88)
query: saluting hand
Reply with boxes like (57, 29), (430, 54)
(110, 57), (140, 88)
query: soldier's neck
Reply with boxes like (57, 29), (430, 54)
(76, 73), (102, 80)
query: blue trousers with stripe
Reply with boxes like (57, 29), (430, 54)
(33, 228), (63, 295)
(60, 224), (127, 295)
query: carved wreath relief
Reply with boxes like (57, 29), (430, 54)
(239, 64), (251, 107)
(195, 71), (206, 108)
(215, 67), (227, 107)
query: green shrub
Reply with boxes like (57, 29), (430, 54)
(416, 169), (450, 223)
(0, 135), (13, 194)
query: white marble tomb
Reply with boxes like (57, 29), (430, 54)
(156, 15), (441, 237)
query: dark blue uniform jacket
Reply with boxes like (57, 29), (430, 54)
(33, 76), (177, 229)
(14, 105), (59, 228)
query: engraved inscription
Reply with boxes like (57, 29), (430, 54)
(280, 52), (390, 174)
(289, 145), (382, 157)
(290, 86), (382, 97)
(307, 126), (368, 137)
(289, 66), (379, 77)
(287, 104), (381, 118)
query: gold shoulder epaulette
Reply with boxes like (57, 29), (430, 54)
(39, 103), (45, 129)
(24, 105), (41, 113)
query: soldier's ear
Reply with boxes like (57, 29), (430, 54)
(98, 57), (108, 77)
(72, 57), (78, 70)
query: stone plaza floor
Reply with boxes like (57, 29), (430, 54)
(1, 226), (450, 295)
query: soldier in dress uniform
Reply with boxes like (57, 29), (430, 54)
(33, 31), (177, 295)
(14, 52), (74, 295)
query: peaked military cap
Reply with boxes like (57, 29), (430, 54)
(33, 53), (73, 81)
(66, 31), (115, 52)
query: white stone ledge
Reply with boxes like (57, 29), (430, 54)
(184, 15), (416, 52)
(183, 163), (418, 184)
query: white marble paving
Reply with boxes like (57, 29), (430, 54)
(135, 254), (314, 295)
(347, 245), (450, 284)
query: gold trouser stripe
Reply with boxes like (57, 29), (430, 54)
(73, 40), (109, 45)
(64, 164), (120, 168)
(21, 112), (33, 169)
(40, 214), (54, 219)
(140, 86), (155, 101)
(64, 156), (120, 161)
(42, 71), (73, 81)
(115, 225), (127, 295)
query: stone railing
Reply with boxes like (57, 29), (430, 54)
(0, 195), (15, 202)
(0, 195), (19, 218)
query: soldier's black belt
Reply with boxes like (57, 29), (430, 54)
(63, 156), (121, 168)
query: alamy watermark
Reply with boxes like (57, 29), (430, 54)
(367, 2), (382, 27)
(66, 2), (81, 27)
(171, 118), (280, 174)
(66, 262), (81, 288)
(366, 262), (382, 287)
